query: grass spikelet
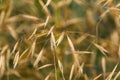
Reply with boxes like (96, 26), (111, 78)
(29, 39), (36, 58)
(44, 16), (50, 28)
(50, 32), (56, 50)
(7, 25), (18, 40)
(11, 41), (19, 54)
(67, 35), (80, 74)
(34, 48), (44, 67)
(58, 59), (65, 80)
(19, 48), (29, 60)
(47, 25), (54, 36)
(37, 64), (53, 70)
(56, 32), (65, 46)
(93, 43), (108, 56)
(28, 27), (37, 40)
(1, 0), (120, 79)
(21, 14), (40, 21)
(67, 35), (75, 53)
(13, 51), (19, 69)
(35, 32), (47, 38)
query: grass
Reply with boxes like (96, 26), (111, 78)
(0, 0), (120, 80)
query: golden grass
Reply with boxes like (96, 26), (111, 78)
(0, 0), (120, 80)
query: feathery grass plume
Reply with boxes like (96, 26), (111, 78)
(13, 51), (19, 69)
(106, 64), (118, 80)
(34, 48), (44, 67)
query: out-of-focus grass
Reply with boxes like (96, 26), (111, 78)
(0, 0), (120, 80)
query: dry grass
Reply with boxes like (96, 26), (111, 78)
(0, 0), (120, 80)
